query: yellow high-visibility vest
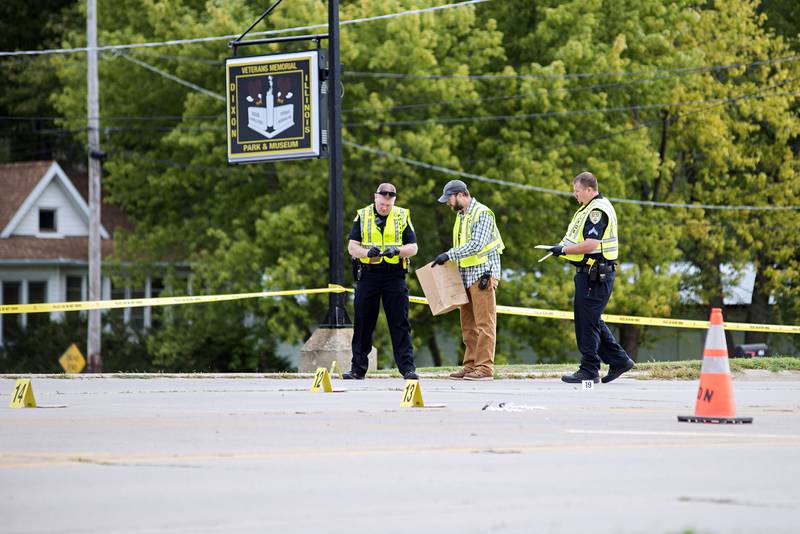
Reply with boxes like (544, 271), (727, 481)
(452, 201), (504, 268)
(356, 205), (411, 267)
(559, 195), (619, 262)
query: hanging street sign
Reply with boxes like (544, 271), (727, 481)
(226, 50), (322, 164)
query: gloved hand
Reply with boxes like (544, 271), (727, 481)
(433, 252), (449, 266)
(382, 246), (400, 258)
(549, 245), (566, 257)
(367, 246), (381, 258)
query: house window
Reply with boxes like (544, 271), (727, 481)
(150, 278), (164, 329)
(39, 208), (57, 233)
(111, 281), (126, 323)
(1, 282), (22, 342)
(27, 281), (48, 328)
(66, 276), (83, 302)
(129, 287), (146, 331)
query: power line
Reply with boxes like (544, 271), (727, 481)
(113, 51), (225, 102)
(458, 79), (800, 165)
(344, 87), (800, 128)
(343, 72), (702, 114)
(0, 0), (490, 57)
(0, 114), (220, 122)
(342, 141), (800, 211)
(345, 54), (800, 80)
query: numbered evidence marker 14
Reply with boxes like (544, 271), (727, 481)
(9, 379), (36, 408)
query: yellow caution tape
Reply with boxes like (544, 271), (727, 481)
(0, 286), (347, 315)
(412, 295), (800, 334)
(2, 283), (797, 335)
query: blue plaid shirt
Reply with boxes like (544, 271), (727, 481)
(447, 198), (502, 289)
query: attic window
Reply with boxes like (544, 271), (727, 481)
(39, 209), (56, 233)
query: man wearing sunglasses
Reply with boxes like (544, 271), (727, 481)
(343, 183), (419, 380)
(433, 179), (504, 381)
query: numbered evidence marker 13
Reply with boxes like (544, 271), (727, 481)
(311, 368), (346, 393)
(9, 379), (36, 408)
(400, 380), (445, 408)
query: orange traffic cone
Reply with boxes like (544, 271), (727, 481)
(678, 308), (752, 424)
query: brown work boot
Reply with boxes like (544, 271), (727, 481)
(464, 368), (493, 381)
(449, 368), (472, 380)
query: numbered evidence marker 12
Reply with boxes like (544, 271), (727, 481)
(310, 367), (346, 393)
(400, 380), (445, 408)
(9, 379), (36, 408)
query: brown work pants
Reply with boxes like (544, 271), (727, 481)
(459, 278), (498, 374)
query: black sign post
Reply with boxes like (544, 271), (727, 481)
(322, 0), (350, 327)
(228, 1), (350, 328)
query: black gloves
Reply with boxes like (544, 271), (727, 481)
(382, 246), (400, 258)
(367, 246), (381, 258)
(433, 252), (449, 266)
(549, 245), (566, 257)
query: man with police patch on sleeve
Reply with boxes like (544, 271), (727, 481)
(343, 183), (419, 380)
(548, 172), (635, 384)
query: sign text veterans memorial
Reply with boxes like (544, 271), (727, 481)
(226, 50), (321, 163)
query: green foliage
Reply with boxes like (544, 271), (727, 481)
(3, 0), (799, 369)
(0, 313), (150, 373)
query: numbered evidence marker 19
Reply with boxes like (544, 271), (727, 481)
(9, 379), (36, 408)
(400, 380), (445, 408)
(582, 380), (595, 391)
(310, 367), (346, 393)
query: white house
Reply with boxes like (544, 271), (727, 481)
(0, 161), (161, 344)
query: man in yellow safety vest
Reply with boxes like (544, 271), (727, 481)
(548, 171), (634, 384)
(433, 179), (504, 381)
(343, 183), (419, 380)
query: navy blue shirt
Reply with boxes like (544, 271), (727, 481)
(582, 193), (610, 264)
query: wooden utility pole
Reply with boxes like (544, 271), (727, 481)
(86, 0), (103, 372)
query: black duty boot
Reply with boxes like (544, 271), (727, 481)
(342, 371), (365, 380)
(561, 370), (600, 384)
(602, 359), (635, 383)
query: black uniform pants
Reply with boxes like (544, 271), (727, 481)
(573, 270), (630, 374)
(351, 269), (415, 376)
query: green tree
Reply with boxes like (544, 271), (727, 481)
(37, 0), (800, 370)
(0, 0), (82, 162)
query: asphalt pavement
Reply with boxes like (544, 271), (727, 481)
(1, 375), (799, 534)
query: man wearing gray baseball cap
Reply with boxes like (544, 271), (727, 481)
(433, 180), (504, 380)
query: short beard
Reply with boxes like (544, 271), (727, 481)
(451, 200), (463, 212)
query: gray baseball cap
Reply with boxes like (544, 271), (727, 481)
(437, 179), (468, 203)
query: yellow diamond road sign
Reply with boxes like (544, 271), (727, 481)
(59, 343), (85, 374)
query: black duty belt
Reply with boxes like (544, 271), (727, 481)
(576, 263), (616, 274)
(363, 264), (404, 273)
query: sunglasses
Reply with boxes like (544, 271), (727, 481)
(376, 191), (397, 198)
